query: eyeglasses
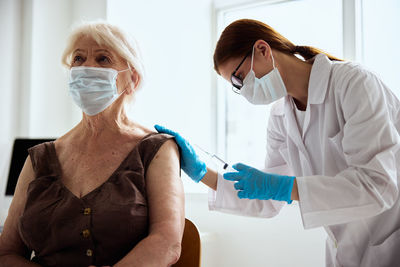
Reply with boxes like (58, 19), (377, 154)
(231, 51), (251, 94)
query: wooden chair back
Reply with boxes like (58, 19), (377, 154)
(173, 218), (201, 267)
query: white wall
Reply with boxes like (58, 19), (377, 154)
(29, 0), (73, 137)
(362, 0), (400, 97)
(0, 0), (21, 143)
(0, 0), (23, 230)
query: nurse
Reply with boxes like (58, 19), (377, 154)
(156, 19), (400, 266)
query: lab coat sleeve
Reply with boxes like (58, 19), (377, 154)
(297, 69), (400, 229)
(208, 102), (288, 217)
(208, 172), (285, 217)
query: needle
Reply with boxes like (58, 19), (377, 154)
(194, 144), (229, 170)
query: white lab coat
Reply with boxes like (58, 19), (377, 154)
(209, 54), (400, 267)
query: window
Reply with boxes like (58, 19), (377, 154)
(361, 0), (400, 97)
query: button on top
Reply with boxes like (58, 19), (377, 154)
(86, 249), (93, 257)
(81, 229), (90, 238)
(83, 208), (91, 215)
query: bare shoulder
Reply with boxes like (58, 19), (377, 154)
(156, 138), (179, 154)
(14, 156), (35, 196)
(133, 123), (179, 162)
(148, 139), (179, 171)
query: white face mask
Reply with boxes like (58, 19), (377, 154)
(69, 66), (129, 116)
(240, 45), (287, 105)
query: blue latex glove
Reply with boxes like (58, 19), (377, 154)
(223, 163), (295, 204)
(154, 125), (207, 183)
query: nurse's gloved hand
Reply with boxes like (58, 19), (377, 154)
(223, 163), (295, 204)
(154, 125), (207, 183)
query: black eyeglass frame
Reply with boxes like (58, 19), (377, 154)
(230, 50), (252, 93)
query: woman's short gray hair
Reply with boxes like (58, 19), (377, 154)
(62, 21), (145, 89)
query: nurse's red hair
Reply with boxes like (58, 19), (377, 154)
(213, 19), (342, 75)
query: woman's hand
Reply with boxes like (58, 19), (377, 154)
(154, 125), (207, 182)
(224, 163), (296, 203)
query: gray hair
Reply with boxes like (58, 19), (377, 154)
(62, 21), (145, 89)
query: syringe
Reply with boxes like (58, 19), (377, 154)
(195, 144), (232, 171)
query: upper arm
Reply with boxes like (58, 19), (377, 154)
(339, 69), (400, 204)
(340, 70), (400, 166)
(0, 156), (35, 258)
(145, 139), (184, 241)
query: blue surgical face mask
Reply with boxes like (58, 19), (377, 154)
(69, 66), (130, 116)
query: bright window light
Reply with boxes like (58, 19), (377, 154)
(361, 0), (400, 97)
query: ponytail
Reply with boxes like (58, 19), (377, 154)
(292, 45), (342, 61)
(214, 19), (342, 74)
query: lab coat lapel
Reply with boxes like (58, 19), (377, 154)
(302, 54), (332, 138)
(284, 97), (313, 173)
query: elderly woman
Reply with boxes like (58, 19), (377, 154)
(0, 22), (184, 267)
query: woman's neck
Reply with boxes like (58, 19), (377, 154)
(277, 52), (312, 111)
(79, 107), (135, 139)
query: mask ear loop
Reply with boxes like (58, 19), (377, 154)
(271, 50), (276, 69)
(252, 44), (276, 69)
(118, 68), (131, 73)
(250, 45), (256, 71)
(115, 66), (132, 96)
(121, 64), (136, 93)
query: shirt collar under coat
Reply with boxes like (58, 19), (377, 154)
(275, 53), (333, 116)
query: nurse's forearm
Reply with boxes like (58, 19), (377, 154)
(201, 167), (217, 191)
(291, 178), (299, 201)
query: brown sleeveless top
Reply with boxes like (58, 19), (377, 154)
(18, 133), (175, 267)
